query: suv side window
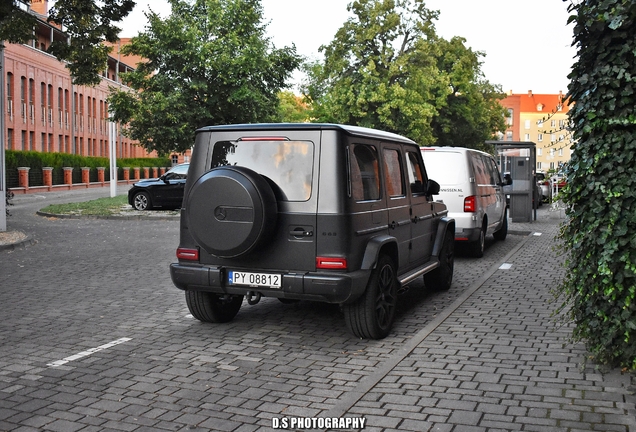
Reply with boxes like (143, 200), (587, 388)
(382, 148), (405, 197)
(405, 151), (426, 195)
(351, 144), (380, 201)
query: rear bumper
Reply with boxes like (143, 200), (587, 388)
(454, 227), (482, 243)
(170, 263), (370, 304)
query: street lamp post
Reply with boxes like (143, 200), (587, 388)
(1, 41), (7, 232)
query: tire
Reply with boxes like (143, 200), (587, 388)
(343, 255), (398, 339)
(424, 230), (454, 291)
(132, 191), (151, 211)
(185, 291), (243, 323)
(493, 209), (508, 241)
(186, 166), (278, 258)
(468, 223), (486, 258)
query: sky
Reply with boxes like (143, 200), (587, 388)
(114, 0), (577, 95)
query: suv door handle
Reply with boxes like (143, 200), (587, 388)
(289, 228), (313, 237)
(389, 221), (397, 230)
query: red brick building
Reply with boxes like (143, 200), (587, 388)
(3, 0), (155, 159)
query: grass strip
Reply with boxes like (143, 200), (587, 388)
(41, 195), (129, 216)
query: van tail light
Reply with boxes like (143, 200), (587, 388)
(177, 247), (199, 261)
(316, 257), (348, 270)
(464, 196), (476, 212)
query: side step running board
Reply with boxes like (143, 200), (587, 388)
(398, 260), (439, 286)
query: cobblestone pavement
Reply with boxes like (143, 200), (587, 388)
(0, 189), (634, 432)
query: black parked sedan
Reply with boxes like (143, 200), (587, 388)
(128, 163), (189, 210)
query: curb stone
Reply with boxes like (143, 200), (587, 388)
(35, 210), (180, 221)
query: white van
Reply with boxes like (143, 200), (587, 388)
(421, 147), (509, 257)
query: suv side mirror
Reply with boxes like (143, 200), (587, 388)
(426, 179), (440, 196)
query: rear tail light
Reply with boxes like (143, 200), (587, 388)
(176, 247), (199, 261)
(464, 196), (476, 212)
(316, 257), (348, 270)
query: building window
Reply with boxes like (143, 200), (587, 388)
(537, 104), (543, 111)
(538, 133), (543, 142)
(538, 148), (543, 156)
(524, 133), (530, 141)
(507, 108), (513, 126)
(172, 154), (179, 165)
(559, 148), (563, 156)
(7, 129), (13, 150)
(551, 134), (556, 142)
(524, 119), (531, 129)
(537, 161), (542, 170)
(6, 73), (13, 116)
(551, 119), (556, 127)
(506, 131), (513, 141)
(537, 120), (543, 128)
(20, 76), (26, 120)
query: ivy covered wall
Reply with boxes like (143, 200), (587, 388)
(558, 0), (636, 369)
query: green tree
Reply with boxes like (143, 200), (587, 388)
(556, 0), (636, 369)
(0, 1), (37, 44)
(47, 0), (135, 86)
(0, 0), (135, 86)
(108, 0), (302, 155)
(304, 0), (447, 145)
(431, 37), (507, 151)
(303, 0), (504, 147)
(278, 91), (311, 123)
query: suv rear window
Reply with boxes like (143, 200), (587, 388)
(211, 140), (314, 201)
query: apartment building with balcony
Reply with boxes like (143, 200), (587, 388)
(499, 90), (572, 172)
(3, 0), (154, 160)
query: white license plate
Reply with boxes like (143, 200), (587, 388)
(228, 271), (282, 288)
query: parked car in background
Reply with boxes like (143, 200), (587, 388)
(170, 123), (456, 339)
(421, 147), (509, 258)
(551, 172), (567, 198)
(128, 163), (190, 211)
(536, 171), (551, 203)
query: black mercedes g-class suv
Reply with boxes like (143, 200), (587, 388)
(170, 123), (455, 339)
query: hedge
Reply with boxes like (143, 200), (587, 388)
(4, 150), (171, 188)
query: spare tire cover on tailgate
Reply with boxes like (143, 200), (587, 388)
(186, 166), (278, 258)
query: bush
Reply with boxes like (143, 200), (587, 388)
(556, 0), (636, 370)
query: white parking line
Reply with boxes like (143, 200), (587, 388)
(47, 337), (132, 367)
(499, 263), (513, 270)
(533, 232), (543, 236)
